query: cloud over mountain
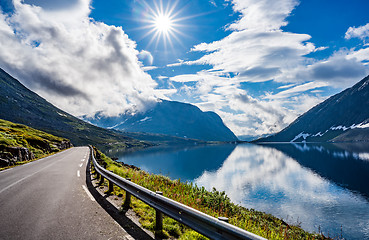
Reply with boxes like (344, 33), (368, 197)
(1, 0), (368, 139)
(0, 0), (158, 117)
(167, 0), (369, 138)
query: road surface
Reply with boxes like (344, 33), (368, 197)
(0, 147), (133, 240)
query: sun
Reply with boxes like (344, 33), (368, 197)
(154, 14), (173, 33)
(137, 0), (186, 49)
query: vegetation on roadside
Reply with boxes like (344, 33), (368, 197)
(93, 147), (330, 240)
(0, 119), (71, 170)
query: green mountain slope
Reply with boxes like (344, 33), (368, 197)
(0, 68), (148, 150)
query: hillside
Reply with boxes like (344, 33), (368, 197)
(84, 99), (238, 142)
(0, 118), (71, 168)
(0, 68), (149, 150)
(257, 75), (369, 142)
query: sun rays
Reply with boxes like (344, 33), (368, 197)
(136, 0), (187, 50)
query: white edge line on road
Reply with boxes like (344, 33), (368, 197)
(0, 168), (13, 174)
(81, 159), (85, 162)
(77, 170), (80, 177)
(0, 160), (59, 194)
(125, 235), (135, 240)
(79, 163), (83, 167)
(1, 148), (73, 173)
(82, 185), (95, 201)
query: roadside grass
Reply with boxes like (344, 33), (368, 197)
(93, 147), (329, 240)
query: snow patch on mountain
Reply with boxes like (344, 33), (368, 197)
(356, 122), (369, 128)
(358, 153), (369, 161)
(329, 122), (369, 131)
(139, 117), (152, 122)
(290, 132), (310, 142)
(57, 112), (67, 117)
(108, 120), (127, 129)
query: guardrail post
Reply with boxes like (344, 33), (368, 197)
(155, 191), (163, 233)
(123, 178), (131, 209)
(99, 174), (104, 185)
(108, 180), (114, 194)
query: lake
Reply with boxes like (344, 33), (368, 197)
(107, 143), (369, 239)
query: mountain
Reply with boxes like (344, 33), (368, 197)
(257, 75), (369, 142)
(0, 68), (148, 150)
(84, 100), (238, 142)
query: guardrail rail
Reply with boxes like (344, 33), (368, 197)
(89, 146), (266, 240)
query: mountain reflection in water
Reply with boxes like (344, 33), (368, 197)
(111, 143), (369, 240)
(111, 144), (236, 181)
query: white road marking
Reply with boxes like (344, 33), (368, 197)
(81, 159), (85, 162)
(82, 185), (95, 201)
(0, 168), (13, 173)
(125, 235), (135, 240)
(79, 163), (83, 167)
(77, 170), (80, 177)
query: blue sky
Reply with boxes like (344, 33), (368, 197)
(0, 0), (368, 138)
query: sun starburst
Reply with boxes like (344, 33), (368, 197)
(138, 0), (186, 49)
(154, 14), (173, 33)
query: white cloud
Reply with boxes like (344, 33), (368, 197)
(345, 23), (369, 42)
(190, 29), (315, 85)
(0, 0), (158, 117)
(168, 0), (369, 137)
(226, 0), (299, 31)
(269, 82), (328, 99)
(277, 83), (296, 89)
(138, 50), (154, 66)
(170, 74), (202, 83)
(166, 0), (325, 137)
(347, 46), (369, 65)
(293, 52), (369, 88)
(141, 66), (158, 71)
(157, 75), (168, 80)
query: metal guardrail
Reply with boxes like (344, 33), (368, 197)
(89, 146), (266, 240)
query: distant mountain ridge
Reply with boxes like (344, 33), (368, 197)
(83, 99), (238, 142)
(258, 75), (369, 142)
(0, 68), (148, 150)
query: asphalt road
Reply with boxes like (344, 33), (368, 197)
(0, 147), (133, 240)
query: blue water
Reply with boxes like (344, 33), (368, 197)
(110, 143), (369, 239)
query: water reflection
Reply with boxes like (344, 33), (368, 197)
(265, 143), (369, 200)
(113, 143), (369, 239)
(195, 144), (369, 239)
(113, 144), (236, 181)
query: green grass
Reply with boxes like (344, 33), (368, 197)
(0, 118), (71, 170)
(93, 147), (330, 240)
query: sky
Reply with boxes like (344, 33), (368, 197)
(0, 0), (368, 139)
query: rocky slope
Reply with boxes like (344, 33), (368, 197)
(0, 119), (72, 167)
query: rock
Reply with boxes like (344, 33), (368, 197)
(0, 158), (13, 167)
(0, 146), (35, 167)
(54, 140), (73, 151)
(5, 147), (35, 162)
